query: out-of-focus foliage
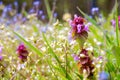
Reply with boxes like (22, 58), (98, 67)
(0, 0), (120, 80)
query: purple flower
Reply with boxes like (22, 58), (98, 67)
(13, 16), (17, 22)
(7, 4), (12, 12)
(33, 1), (40, 6)
(14, 1), (18, 7)
(0, 56), (2, 60)
(3, 7), (7, 14)
(38, 10), (43, 15)
(41, 15), (46, 20)
(0, 46), (3, 53)
(0, 1), (3, 5)
(91, 7), (99, 15)
(22, 17), (27, 23)
(53, 12), (58, 18)
(22, 2), (27, 7)
(17, 43), (29, 62)
(71, 54), (79, 61)
(99, 71), (109, 80)
(111, 16), (120, 29)
(17, 13), (23, 19)
(29, 8), (35, 14)
(111, 20), (116, 27)
(0, 46), (3, 61)
(69, 15), (88, 40)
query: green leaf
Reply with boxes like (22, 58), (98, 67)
(112, 46), (120, 66)
(75, 72), (83, 80)
(44, 0), (51, 20)
(115, 0), (119, 46)
(32, 25), (40, 36)
(77, 7), (101, 30)
(42, 33), (60, 63)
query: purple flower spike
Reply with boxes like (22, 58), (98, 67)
(69, 15), (88, 40)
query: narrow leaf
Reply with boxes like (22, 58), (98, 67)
(13, 31), (42, 56)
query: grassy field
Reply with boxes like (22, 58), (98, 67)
(0, 0), (120, 80)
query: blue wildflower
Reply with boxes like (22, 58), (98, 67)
(99, 71), (109, 80)
(14, 1), (18, 7)
(33, 1), (40, 6)
(91, 7), (99, 15)
(53, 12), (58, 18)
(41, 15), (46, 20)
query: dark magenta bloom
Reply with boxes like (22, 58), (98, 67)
(17, 43), (29, 62)
(77, 49), (94, 78)
(69, 15), (88, 40)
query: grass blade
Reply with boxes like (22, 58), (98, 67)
(32, 25), (40, 36)
(115, 0), (119, 46)
(42, 33), (60, 63)
(13, 31), (42, 56)
(44, 0), (51, 20)
(77, 7), (101, 30)
(75, 72), (83, 80)
(42, 33), (72, 80)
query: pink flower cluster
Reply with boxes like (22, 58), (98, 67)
(69, 15), (89, 40)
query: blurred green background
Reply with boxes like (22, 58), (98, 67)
(1, 0), (120, 19)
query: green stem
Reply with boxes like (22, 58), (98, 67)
(115, 0), (119, 46)
(65, 48), (68, 78)
(44, 0), (51, 20)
